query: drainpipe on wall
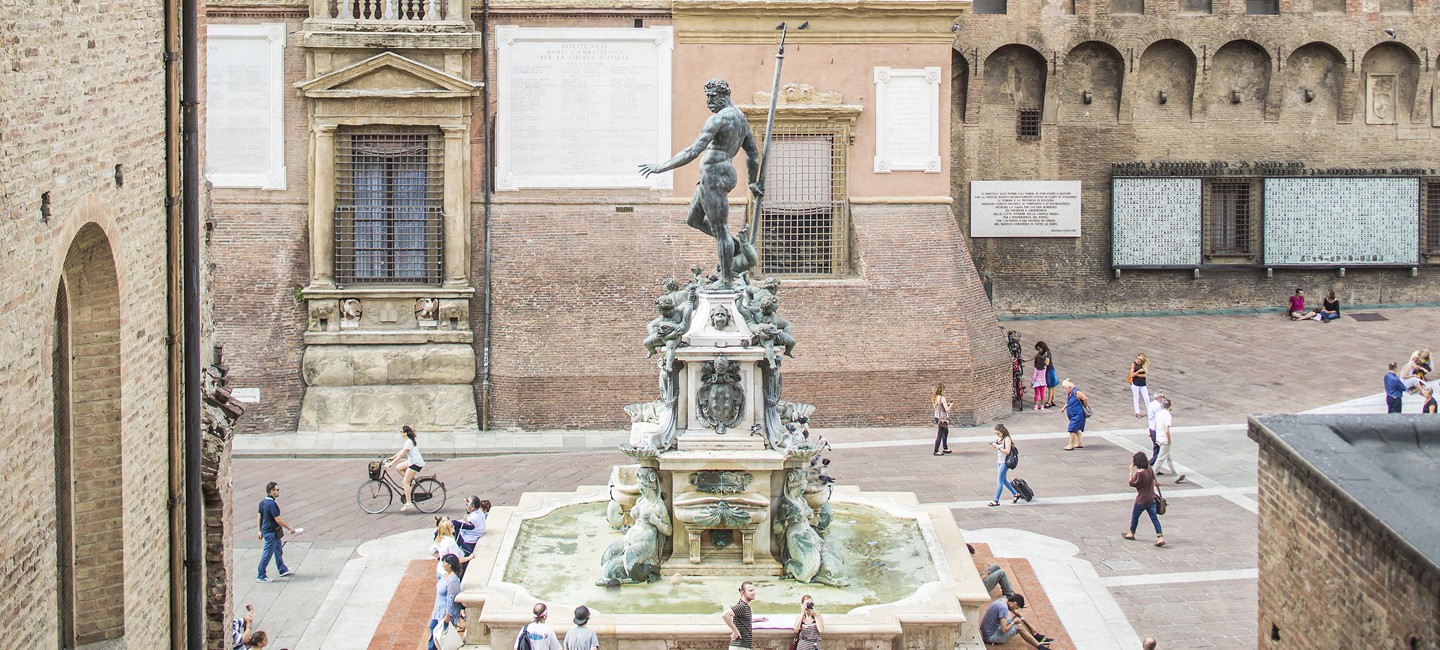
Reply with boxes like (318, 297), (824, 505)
(181, 0), (204, 644)
(162, 0), (186, 646)
(480, 0), (493, 431)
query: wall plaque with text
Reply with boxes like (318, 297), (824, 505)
(206, 24), (287, 189)
(496, 27), (673, 190)
(1111, 177), (1202, 267)
(970, 180), (1082, 237)
(1263, 177), (1418, 266)
(874, 67), (941, 173)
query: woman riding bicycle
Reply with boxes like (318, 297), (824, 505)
(386, 425), (425, 512)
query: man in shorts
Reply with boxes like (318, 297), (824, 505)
(721, 580), (768, 650)
(979, 594), (1054, 649)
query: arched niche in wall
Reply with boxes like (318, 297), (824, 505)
(1283, 42), (1345, 124)
(983, 44), (1048, 118)
(953, 48), (970, 123)
(1135, 39), (1196, 121)
(1209, 40), (1270, 120)
(1059, 41), (1124, 122)
(1359, 42), (1420, 125)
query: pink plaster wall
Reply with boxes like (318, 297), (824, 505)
(670, 42), (954, 199)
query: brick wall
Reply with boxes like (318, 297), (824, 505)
(0, 0), (177, 646)
(483, 200), (1012, 429)
(1251, 430), (1440, 649)
(952, 1), (1440, 314)
(208, 13), (311, 434)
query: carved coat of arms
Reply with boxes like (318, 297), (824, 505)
(696, 355), (744, 434)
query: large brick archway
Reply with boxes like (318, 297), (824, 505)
(53, 223), (125, 647)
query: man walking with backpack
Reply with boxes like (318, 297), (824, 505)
(515, 602), (563, 650)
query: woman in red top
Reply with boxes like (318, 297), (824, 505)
(1124, 451), (1165, 547)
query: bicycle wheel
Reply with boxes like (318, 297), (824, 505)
(357, 479), (393, 514)
(412, 478), (447, 513)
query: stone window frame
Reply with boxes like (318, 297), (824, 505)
(1202, 178), (1261, 264)
(739, 104), (862, 278)
(1422, 178), (1440, 259)
(332, 124), (447, 286)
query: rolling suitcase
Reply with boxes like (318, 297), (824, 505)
(1010, 477), (1035, 502)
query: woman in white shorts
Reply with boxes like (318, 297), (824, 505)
(387, 425), (426, 512)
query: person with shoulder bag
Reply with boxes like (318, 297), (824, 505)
(932, 383), (953, 456)
(791, 595), (824, 650)
(987, 425), (1021, 507)
(1124, 452), (1165, 547)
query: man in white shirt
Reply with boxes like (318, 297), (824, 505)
(516, 602), (564, 650)
(1152, 398), (1184, 483)
(1145, 391), (1165, 466)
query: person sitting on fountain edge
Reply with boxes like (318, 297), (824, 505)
(980, 594), (1056, 649)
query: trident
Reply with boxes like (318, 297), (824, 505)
(746, 20), (808, 247)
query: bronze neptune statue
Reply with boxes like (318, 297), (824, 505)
(639, 78), (762, 289)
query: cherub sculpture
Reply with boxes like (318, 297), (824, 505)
(749, 294), (796, 369)
(642, 295), (689, 372)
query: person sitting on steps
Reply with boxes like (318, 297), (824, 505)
(979, 593), (1055, 649)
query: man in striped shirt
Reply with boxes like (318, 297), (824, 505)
(722, 581), (768, 649)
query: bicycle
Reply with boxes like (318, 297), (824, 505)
(357, 457), (447, 514)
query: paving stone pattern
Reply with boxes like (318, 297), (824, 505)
(232, 309), (1440, 649)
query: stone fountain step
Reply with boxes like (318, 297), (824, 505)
(968, 543), (1076, 650)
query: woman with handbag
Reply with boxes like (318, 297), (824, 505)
(932, 383), (953, 456)
(1124, 452), (1165, 547)
(1030, 346), (1049, 410)
(427, 554), (464, 650)
(1061, 379), (1089, 451)
(1038, 342), (1058, 408)
(1128, 353), (1150, 419)
(987, 425), (1020, 507)
(791, 595), (824, 650)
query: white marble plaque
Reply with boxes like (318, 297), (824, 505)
(970, 180), (1082, 237)
(1111, 178), (1202, 266)
(874, 67), (941, 173)
(1263, 177), (1418, 265)
(206, 24), (286, 189)
(231, 388), (261, 403)
(496, 27), (673, 190)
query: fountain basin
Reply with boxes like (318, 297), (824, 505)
(458, 485), (991, 649)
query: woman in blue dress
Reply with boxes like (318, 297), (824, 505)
(1061, 378), (1089, 451)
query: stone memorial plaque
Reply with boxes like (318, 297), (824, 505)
(206, 24), (286, 189)
(1263, 177), (1418, 265)
(970, 180), (1082, 237)
(873, 67), (941, 173)
(496, 27), (673, 190)
(231, 388), (261, 403)
(1111, 178), (1202, 267)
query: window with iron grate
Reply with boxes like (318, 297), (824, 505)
(749, 126), (850, 277)
(334, 126), (445, 285)
(1017, 108), (1042, 140)
(1204, 179), (1257, 260)
(1245, 0), (1279, 13)
(1424, 180), (1440, 254)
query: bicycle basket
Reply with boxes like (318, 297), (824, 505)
(368, 461), (382, 480)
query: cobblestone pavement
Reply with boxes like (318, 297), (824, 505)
(231, 307), (1440, 649)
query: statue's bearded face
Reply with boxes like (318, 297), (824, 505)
(706, 90), (728, 113)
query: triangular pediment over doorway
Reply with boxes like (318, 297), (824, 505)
(296, 52), (480, 98)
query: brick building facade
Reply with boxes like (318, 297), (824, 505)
(1249, 416), (1440, 649)
(0, 2), (235, 648)
(952, 0), (1440, 314)
(207, 0), (1013, 434)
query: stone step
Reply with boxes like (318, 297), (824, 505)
(969, 543), (1075, 650)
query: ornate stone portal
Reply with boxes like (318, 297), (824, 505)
(614, 272), (846, 585)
